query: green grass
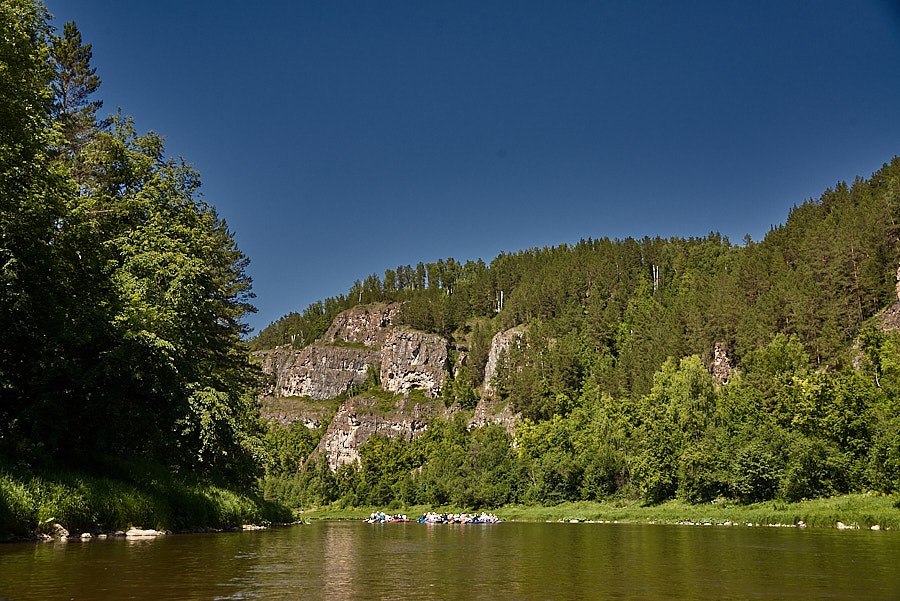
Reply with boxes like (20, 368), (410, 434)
(496, 495), (900, 529)
(294, 494), (900, 529)
(296, 504), (436, 522)
(0, 464), (293, 540)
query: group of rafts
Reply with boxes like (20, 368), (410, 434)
(365, 511), (501, 524)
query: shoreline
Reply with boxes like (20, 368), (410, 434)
(5, 491), (896, 543)
(1, 522), (305, 545)
(296, 493), (900, 531)
(0, 467), (294, 543)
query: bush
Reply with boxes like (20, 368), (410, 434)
(732, 442), (783, 504)
(780, 437), (850, 502)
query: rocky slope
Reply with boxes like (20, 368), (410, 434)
(318, 395), (450, 470)
(257, 345), (380, 400)
(259, 396), (338, 429)
(380, 328), (449, 398)
(319, 303), (401, 347)
(482, 327), (524, 397)
(257, 303), (519, 470)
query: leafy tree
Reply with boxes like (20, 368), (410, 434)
(731, 440), (783, 503)
(0, 0), (72, 459)
(263, 421), (319, 475)
(740, 333), (809, 412)
(1, 2), (265, 486)
(779, 435), (850, 501)
(466, 320), (494, 389)
(631, 357), (719, 502)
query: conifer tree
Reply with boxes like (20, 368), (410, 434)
(49, 20), (104, 178)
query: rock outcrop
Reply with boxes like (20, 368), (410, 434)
(876, 301), (900, 332)
(320, 303), (400, 347)
(482, 327), (524, 397)
(380, 329), (449, 398)
(256, 303), (521, 471)
(257, 345), (380, 400)
(896, 265), (900, 303)
(257, 303), (451, 401)
(711, 343), (732, 385)
(318, 396), (448, 470)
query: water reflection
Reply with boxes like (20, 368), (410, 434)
(1, 522), (898, 600)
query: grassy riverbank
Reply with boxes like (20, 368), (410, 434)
(0, 462), (292, 540)
(296, 494), (900, 530)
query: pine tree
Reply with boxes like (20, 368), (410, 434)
(50, 21), (104, 178)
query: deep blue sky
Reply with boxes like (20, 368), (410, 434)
(46, 1), (900, 335)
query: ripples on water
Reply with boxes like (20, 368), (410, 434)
(1, 522), (899, 600)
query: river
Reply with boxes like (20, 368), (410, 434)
(1, 521), (898, 600)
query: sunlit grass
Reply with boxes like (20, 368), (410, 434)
(295, 494), (900, 529)
(0, 467), (292, 539)
(495, 494), (900, 529)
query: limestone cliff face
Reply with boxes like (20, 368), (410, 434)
(876, 301), (900, 332)
(320, 303), (400, 347)
(258, 345), (380, 400)
(257, 303), (451, 402)
(257, 304), (509, 470)
(319, 396), (448, 470)
(380, 328), (449, 398)
(482, 327), (524, 397)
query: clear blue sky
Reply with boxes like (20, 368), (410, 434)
(46, 1), (900, 335)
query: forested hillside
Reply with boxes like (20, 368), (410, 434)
(255, 155), (900, 508)
(3, 0), (899, 533)
(258, 161), (900, 509)
(255, 159), (900, 408)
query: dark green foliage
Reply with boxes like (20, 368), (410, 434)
(779, 436), (851, 502)
(1, 1), (266, 495)
(262, 421), (321, 476)
(441, 362), (478, 409)
(251, 297), (350, 350)
(731, 439), (784, 504)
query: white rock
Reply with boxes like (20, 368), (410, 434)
(125, 528), (161, 537)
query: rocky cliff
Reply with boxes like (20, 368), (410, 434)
(257, 345), (380, 400)
(320, 303), (400, 347)
(710, 343), (733, 385)
(380, 328), (449, 398)
(318, 395), (450, 470)
(257, 304), (520, 471)
(468, 396), (518, 437)
(257, 303), (451, 402)
(482, 327), (524, 397)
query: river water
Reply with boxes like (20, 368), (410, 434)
(1, 521), (898, 600)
